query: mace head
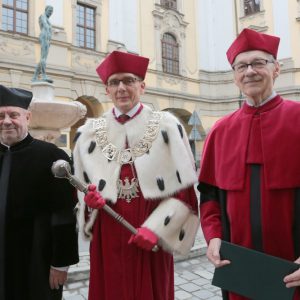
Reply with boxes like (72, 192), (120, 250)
(51, 159), (71, 178)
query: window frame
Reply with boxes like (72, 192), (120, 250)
(161, 0), (177, 11)
(2, 0), (28, 35)
(243, 0), (261, 16)
(161, 32), (180, 75)
(76, 2), (96, 50)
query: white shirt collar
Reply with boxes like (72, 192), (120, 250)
(246, 91), (277, 107)
(114, 103), (141, 118)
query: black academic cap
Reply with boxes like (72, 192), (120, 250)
(0, 85), (32, 109)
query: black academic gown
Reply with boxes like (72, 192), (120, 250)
(0, 134), (79, 300)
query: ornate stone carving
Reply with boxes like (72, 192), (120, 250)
(164, 14), (180, 29)
(180, 32), (186, 39)
(152, 8), (188, 76)
(158, 74), (182, 86)
(72, 52), (102, 72)
(0, 37), (34, 59)
(154, 21), (161, 30)
(180, 80), (187, 92)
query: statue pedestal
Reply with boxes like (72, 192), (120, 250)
(30, 81), (55, 102)
(29, 82), (86, 144)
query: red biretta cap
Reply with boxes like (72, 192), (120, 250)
(226, 28), (280, 65)
(96, 51), (150, 84)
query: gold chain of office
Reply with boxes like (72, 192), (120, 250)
(93, 111), (163, 165)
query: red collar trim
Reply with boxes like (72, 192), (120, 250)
(242, 95), (282, 115)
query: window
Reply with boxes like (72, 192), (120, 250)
(161, 0), (177, 10)
(162, 33), (179, 75)
(244, 0), (260, 16)
(76, 3), (95, 49)
(2, 0), (28, 34)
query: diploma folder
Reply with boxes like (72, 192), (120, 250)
(212, 241), (299, 300)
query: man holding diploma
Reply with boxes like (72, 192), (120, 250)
(198, 28), (300, 300)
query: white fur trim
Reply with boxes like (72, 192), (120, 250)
(76, 197), (98, 241)
(73, 105), (198, 240)
(73, 105), (197, 202)
(142, 198), (199, 256)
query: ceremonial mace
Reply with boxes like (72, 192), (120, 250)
(51, 160), (159, 251)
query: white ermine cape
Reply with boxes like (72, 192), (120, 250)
(73, 105), (199, 254)
(73, 105), (197, 202)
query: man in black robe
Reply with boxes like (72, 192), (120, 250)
(0, 85), (79, 300)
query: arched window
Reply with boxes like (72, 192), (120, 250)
(2, 0), (28, 34)
(162, 33), (179, 75)
(244, 0), (260, 16)
(161, 0), (177, 10)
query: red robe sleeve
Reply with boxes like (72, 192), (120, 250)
(174, 185), (198, 215)
(200, 201), (222, 243)
(198, 183), (222, 243)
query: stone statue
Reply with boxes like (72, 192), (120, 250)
(32, 5), (54, 83)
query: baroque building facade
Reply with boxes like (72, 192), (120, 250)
(0, 0), (300, 163)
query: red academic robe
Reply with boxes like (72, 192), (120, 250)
(199, 96), (300, 300)
(87, 114), (198, 300)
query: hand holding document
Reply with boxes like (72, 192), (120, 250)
(212, 241), (299, 300)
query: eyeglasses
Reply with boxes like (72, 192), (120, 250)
(232, 59), (275, 73)
(107, 77), (141, 87)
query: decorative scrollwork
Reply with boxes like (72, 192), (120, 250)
(93, 111), (163, 165)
